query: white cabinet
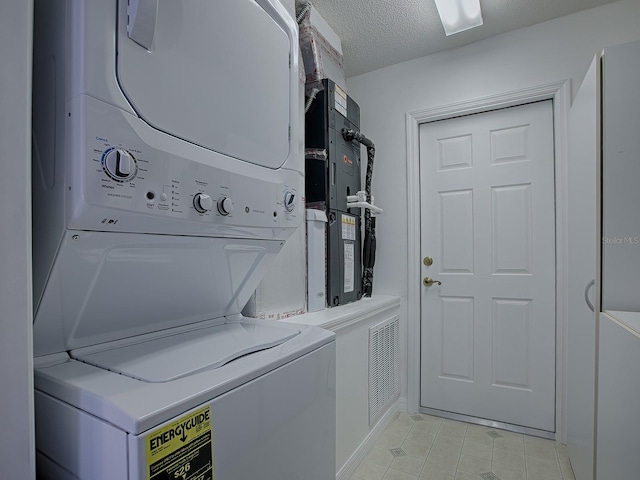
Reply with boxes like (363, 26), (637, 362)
(595, 37), (640, 480)
(567, 38), (640, 480)
(281, 295), (402, 478)
(596, 312), (640, 479)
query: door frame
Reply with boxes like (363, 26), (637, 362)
(405, 80), (570, 442)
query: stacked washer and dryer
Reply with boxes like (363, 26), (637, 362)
(32, 1), (335, 479)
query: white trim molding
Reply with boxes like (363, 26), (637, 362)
(405, 80), (571, 442)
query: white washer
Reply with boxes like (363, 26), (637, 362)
(32, 1), (335, 479)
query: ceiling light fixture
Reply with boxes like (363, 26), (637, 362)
(434, 0), (483, 36)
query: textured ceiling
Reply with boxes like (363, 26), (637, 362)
(305, 0), (619, 78)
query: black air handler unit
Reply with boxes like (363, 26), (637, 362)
(306, 79), (362, 306)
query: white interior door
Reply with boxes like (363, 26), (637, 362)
(419, 100), (556, 432)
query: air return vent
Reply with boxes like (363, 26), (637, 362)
(369, 315), (400, 426)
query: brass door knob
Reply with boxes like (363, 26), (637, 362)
(423, 256), (433, 266)
(423, 277), (442, 287)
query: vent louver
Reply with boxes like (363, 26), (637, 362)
(369, 315), (400, 426)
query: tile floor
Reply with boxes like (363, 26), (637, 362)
(350, 413), (575, 480)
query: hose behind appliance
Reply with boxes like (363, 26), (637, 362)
(342, 129), (376, 297)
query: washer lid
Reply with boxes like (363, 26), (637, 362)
(72, 322), (299, 383)
(117, 0), (295, 169)
(33, 231), (284, 357)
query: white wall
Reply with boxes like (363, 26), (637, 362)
(0, 1), (35, 478)
(346, 0), (640, 404)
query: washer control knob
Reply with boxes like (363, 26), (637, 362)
(193, 193), (213, 213)
(103, 148), (137, 182)
(217, 196), (234, 216)
(284, 191), (296, 212)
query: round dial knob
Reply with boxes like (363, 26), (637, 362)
(102, 148), (137, 182)
(217, 196), (234, 216)
(284, 191), (296, 212)
(193, 193), (213, 213)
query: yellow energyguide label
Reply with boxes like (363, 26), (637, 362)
(146, 405), (213, 480)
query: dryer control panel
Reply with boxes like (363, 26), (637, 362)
(67, 96), (302, 238)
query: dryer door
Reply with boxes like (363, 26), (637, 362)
(116, 0), (295, 170)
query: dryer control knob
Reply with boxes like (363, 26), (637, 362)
(102, 148), (137, 182)
(284, 191), (295, 212)
(193, 193), (213, 213)
(217, 196), (234, 216)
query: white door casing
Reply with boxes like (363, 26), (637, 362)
(419, 101), (556, 432)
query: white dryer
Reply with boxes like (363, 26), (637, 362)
(31, 1), (335, 479)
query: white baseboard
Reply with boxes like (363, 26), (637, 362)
(398, 397), (408, 413)
(336, 398), (401, 480)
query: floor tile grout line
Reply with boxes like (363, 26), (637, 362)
(447, 421), (466, 480)
(421, 414), (449, 479)
(411, 418), (430, 478)
(524, 441), (529, 480)
(417, 414), (438, 479)
(490, 434), (495, 477)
